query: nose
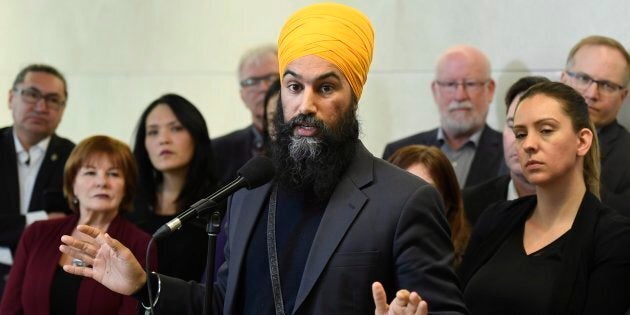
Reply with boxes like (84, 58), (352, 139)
(454, 83), (470, 101)
(520, 133), (538, 154)
(33, 98), (49, 112)
(582, 81), (599, 101)
(259, 79), (272, 91)
(95, 171), (108, 187)
(157, 130), (171, 145)
(298, 88), (317, 116)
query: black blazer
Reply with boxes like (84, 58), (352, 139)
(458, 192), (630, 314)
(598, 121), (630, 216)
(212, 125), (257, 185)
(0, 126), (74, 251)
(152, 142), (467, 314)
(461, 175), (510, 226)
(382, 125), (506, 187)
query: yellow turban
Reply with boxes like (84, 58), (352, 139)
(278, 3), (374, 101)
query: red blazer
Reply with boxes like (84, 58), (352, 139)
(0, 214), (157, 315)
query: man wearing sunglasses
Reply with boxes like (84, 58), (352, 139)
(0, 64), (75, 295)
(561, 35), (630, 216)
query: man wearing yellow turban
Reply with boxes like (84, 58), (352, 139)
(58, 3), (466, 315)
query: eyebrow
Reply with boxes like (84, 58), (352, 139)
(513, 118), (559, 129)
(146, 120), (181, 128)
(22, 86), (63, 97)
(283, 70), (342, 82)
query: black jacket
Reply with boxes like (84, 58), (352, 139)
(459, 192), (630, 314)
(598, 120), (630, 216)
(0, 126), (74, 251)
(383, 125), (506, 187)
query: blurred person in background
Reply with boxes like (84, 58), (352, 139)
(128, 94), (221, 283)
(0, 135), (155, 315)
(388, 144), (470, 267)
(0, 64), (75, 295)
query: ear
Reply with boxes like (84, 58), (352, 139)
(430, 81), (439, 103)
(487, 79), (497, 94)
(576, 128), (593, 157)
(483, 79), (497, 104)
(619, 88), (628, 103)
(239, 87), (247, 105)
(8, 89), (15, 110)
(559, 71), (568, 84)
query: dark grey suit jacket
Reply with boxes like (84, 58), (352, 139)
(461, 175), (510, 226)
(0, 126), (74, 250)
(382, 125), (506, 188)
(154, 142), (467, 314)
(212, 125), (258, 185)
(598, 121), (630, 216)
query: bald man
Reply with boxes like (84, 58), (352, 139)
(59, 3), (466, 315)
(384, 45), (505, 188)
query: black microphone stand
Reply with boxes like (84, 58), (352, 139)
(203, 205), (223, 315)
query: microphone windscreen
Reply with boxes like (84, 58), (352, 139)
(237, 156), (275, 189)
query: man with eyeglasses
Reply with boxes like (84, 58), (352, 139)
(0, 64), (75, 294)
(560, 35), (630, 215)
(212, 44), (279, 185)
(383, 45), (505, 188)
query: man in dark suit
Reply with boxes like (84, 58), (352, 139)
(383, 45), (505, 188)
(60, 3), (466, 314)
(0, 64), (75, 294)
(212, 44), (278, 185)
(560, 35), (630, 216)
(462, 76), (546, 225)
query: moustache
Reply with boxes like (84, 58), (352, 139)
(288, 114), (326, 131)
(447, 101), (474, 112)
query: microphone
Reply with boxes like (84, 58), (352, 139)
(152, 156), (275, 240)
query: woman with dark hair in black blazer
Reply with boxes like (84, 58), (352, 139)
(459, 82), (630, 314)
(128, 93), (219, 282)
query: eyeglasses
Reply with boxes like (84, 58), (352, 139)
(564, 71), (626, 95)
(240, 73), (279, 88)
(435, 79), (490, 94)
(14, 87), (66, 110)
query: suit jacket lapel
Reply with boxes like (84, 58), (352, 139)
(292, 143), (372, 313)
(224, 182), (272, 313)
(29, 134), (62, 211)
(466, 125), (502, 187)
(597, 121), (620, 162)
(0, 127), (20, 214)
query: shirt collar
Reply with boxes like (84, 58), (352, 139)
(436, 126), (484, 147)
(12, 129), (52, 155)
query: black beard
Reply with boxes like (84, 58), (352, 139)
(270, 100), (359, 203)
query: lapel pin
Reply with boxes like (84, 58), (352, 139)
(51, 153), (58, 162)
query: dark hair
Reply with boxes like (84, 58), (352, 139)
(504, 76), (550, 113)
(64, 135), (137, 213)
(388, 145), (470, 267)
(133, 94), (217, 211)
(262, 79), (281, 145)
(13, 64), (68, 98)
(517, 82), (600, 198)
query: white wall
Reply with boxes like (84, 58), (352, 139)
(1, 0), (629, 155)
